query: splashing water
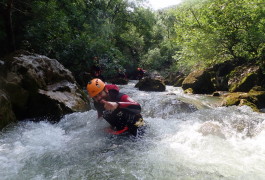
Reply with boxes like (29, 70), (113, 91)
(1, 81), (265, 180)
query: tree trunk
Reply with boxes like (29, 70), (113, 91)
(2, 0), (16, 52)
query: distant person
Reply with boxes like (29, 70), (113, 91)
(87, 78), (145, 136)
(91, 65), (105, 81)
(137, 67), (145, 80)
(90, 57), (105, 81)
(116, 68), (127, 79)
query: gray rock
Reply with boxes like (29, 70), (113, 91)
(0, 51), (90, 126)
(0, 90), (16, 129)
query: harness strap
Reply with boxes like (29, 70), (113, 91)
(105, 126), (129, 135)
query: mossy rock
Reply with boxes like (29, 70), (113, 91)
(228, 64), (261, 92)
(182, 70), (215, 94)
(222, 91), (265, 112)
(229, 73), (257, 92)
(250, 86), (265, 92)
(209, 60), (237, 91)
(184, 88), (194, 94)
(135, 78), (165, 92)
(248, 91), (265, 108)
(164, 72), (185, 86)
(239, 99), (259, 112)
(173, 77), (185, 87)
(222, 92), (243, 106)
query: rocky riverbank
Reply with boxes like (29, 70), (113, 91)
(165, 60), (265, 112)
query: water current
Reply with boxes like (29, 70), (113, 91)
(1, 81), (265, 180)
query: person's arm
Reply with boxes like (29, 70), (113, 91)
(101, 94), (141, 114)
(94, 102), (104, 118)
(97, 111), (103, 118)
(118, 94), (141, 114)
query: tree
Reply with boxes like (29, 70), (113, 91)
(172, 0), (265, 73)
(0, 0), (15, 53)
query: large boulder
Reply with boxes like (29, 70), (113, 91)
(182, 70), (215, 94)
(164, 72), (185, 87)
(135, 77), (166, 92)
(0, 90), (16, 129)
(0, 50), (90, 124)
(209, 60), (237, 91)
(228, 64), (262, 92)
(109, 78), (129, 85)
(0, 61), (17, 129)
(221, 91), (265, 112)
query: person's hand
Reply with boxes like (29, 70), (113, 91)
(101, 100), (118, 111)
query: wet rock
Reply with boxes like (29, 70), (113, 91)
(0, 60), (5, 75)
(164, 72), (185, 87)
(184, 88), (193, 94)
(166, 92), (176, 95)
(148, 71), (164, 81)
(182, 70), (215, 94)
(109, 78), (128, 85)
(183, 60), (264, 94)
(221, 91), (265, 112)
(239, 99), (259, 112)
(250, 86), (265, 92)
(135, 77), (166, 92)
(173, 77), (185, 87)
(228, 64), (262, 92)
(76, 71), (92, 88)
(199, 121), (225, 139)
(0, 50), (90, 124)
(209, 60), (239, 91)
(212, 92), (220, 96)
(0, 90), (17, 129)
(230, 118), (263, 138)
(221, 92), (242, 106)
(200, 116), (263, 139)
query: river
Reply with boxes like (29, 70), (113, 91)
(1, 80), (265, 180)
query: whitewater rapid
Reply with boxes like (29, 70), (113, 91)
(1, 81), (265, 180)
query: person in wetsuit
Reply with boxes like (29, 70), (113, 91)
(137, 67), (145, 80)
(86, 78), (145, 136)
(91, 64), (105, 82)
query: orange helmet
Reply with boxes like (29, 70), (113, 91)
(86, 78), (105, 97)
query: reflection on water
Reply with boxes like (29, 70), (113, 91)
(1, 81), (265, 180)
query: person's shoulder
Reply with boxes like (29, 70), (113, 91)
(106, 84), (120, 91)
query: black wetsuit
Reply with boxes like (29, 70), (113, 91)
(94, 84), (144, 136)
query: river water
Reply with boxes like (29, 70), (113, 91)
(1, 81), (265, 180)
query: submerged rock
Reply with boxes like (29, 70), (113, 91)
(199, 121), (225, 139)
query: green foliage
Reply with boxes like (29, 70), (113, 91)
(141, 48), (163, 70)
(20, 0), (152, 77)
(0, 0), (178, 79)
(139, 9), (180, 72)
(172, 0), (265, 73)
(2, 0), (264, 81)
